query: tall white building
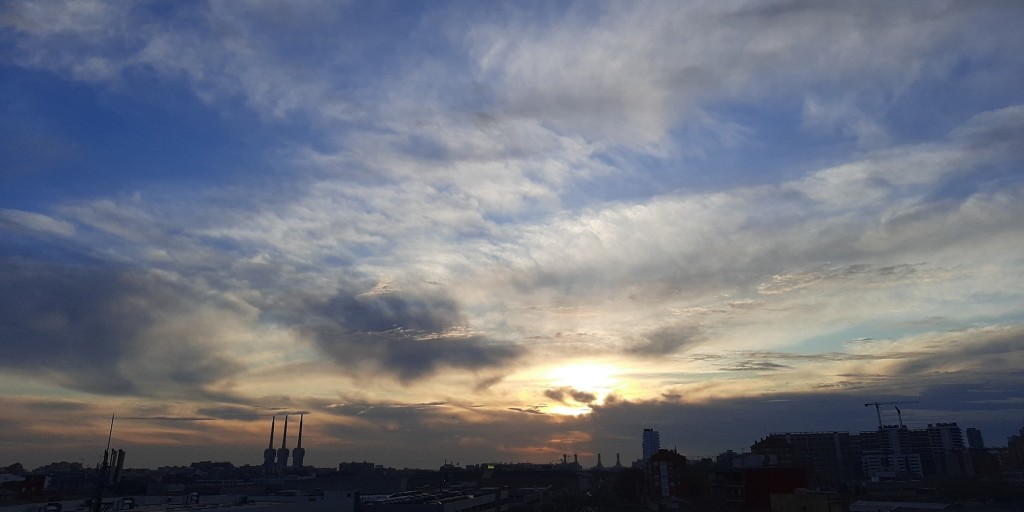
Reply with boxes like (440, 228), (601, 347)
(643, 428), (660, 462)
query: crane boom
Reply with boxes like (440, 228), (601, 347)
(863, 401), (919, 430)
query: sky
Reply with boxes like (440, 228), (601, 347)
(2, 0), (1024, 471)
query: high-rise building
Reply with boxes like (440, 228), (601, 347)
(642, 428), (660, 462)
(965, 428), (985, 450)
(927, 422), (970, 477)
(928, 422), (965, 452)
(859, 426), (925, 479)
(751, 422), (975, 481)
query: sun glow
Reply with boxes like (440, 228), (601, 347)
(543, 362), (620, 415)
(548, 362), (618, 392)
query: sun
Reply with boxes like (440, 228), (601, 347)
(540, 362), (622, 415)
(548, 362), (618, 392)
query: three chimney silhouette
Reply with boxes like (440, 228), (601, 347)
(263, 414), (305, 472)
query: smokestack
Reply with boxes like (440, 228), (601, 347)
(281, 415), (289, 449)
(263, 416), (278, 470)
(277, 415), (290, 468)
(268, 415), (276, 449)
(292, 414), (306, 469)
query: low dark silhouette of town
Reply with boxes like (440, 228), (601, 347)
(3, 412), (1024, 512)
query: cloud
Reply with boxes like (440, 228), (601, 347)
(18, 399), (93, 413)
(724, 350), (920, 364)
(330, 395), (449, 412)
(718, 361), (790, 372)
(1, 0), (361, 122)
(508, 407), (546, 415)
(303, 283), (521, 383)
(8, 0), (1018, 155)
(118, 416), (215, 422)
(802, 95), (888, 147)
(544, 387), (597, 405)
(627, 325), (704, 356)
(0, 209), (75, 237)
(950, 104), (1024, 155)
(467, 1), (1021, 146)
(1, 0), (1023, 470)
(757, 263), (925, 295)
(0, 259), (249, 396)
(887, 325), (1024, 379)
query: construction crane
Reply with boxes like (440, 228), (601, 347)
(864, 401), (919, 430)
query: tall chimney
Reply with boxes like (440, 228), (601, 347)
(281, 415), (289, 449)
(276, 415), (290, 468)
(292, 414), (306, 468)
(263, 416), (278, 470)
(268, 416), (276, 449)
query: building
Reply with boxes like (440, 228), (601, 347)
(1004, 421), (1024, 470)
(750, 431), (859, 484)
(858, 426), (925, 480)
(965, 427), (985, 450)
(642, 429), (660, 463)
(927, 423), (969, 477)
(927, 423), (965, 453)
(750, 422), (975, 481)
(710, 467), (807, 511)
(644, 449), (686, 504)
(856, 423), (974, 480)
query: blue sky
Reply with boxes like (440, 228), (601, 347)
(2, 0), (1024, 469)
